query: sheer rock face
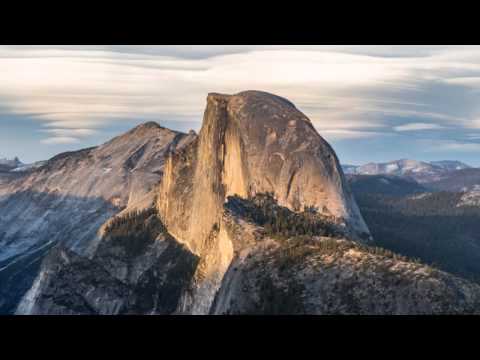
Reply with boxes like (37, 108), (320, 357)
(157, 91), (370, 313)
(0, 122), (195, 314)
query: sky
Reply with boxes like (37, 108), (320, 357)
(2, 45), (480, 166)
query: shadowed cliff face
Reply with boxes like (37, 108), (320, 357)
(157, 91), (371, 313)
(16, 210), (199, 315)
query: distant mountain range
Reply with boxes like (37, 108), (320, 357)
(343, 159), (472, 183)
(0, 157), (49, 174)
(344, 159), (480, 206)
(0, 157), (23, 172)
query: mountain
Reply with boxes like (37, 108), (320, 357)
(10, 160), (47, 173)
(0, 156), (47, 173)
(0, 157), (23, 172)
(9, 91), (480, 315)
(430, 160), (471, 172)
(343, 159), (472, 183)
(0, 122), (195, 313)
(342, 164), (358, 175)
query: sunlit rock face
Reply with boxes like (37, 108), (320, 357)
(159, 91), (369, 248)
(157, 91), (371, 313)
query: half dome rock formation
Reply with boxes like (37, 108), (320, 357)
(159, 91), (369, 246)
(157, 91), (369, 313)
(12, 91), (480, 315)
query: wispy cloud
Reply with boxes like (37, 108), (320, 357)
(394, 123), (446, 131)
(40, 136), (81, 145)
(422, 139), (480, 152)
(3, 45), (480, 163)
(319, 129), (388, 140)
(440, 142), (480, 152)
(40, 128), (97, 137)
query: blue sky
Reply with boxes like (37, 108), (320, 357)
(2, 45), (480, 166)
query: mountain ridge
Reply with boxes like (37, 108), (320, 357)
(343, 159), (472, 184)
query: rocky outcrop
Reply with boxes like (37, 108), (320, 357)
(202, 193), (480, 315)
(210, 236), (480, 315)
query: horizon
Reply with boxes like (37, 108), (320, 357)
(2, 45), (480, 166)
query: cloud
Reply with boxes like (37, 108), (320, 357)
(440, 142), (480, 152)
(40, 128), (97, 137)
(319, 129), (387, 140)
(424, 140), (480, 153)
(394, 123), (446, 131)
(38, 127), (97, 146)
(2, 45), (480, 163)
(40, 136), (81, 145)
